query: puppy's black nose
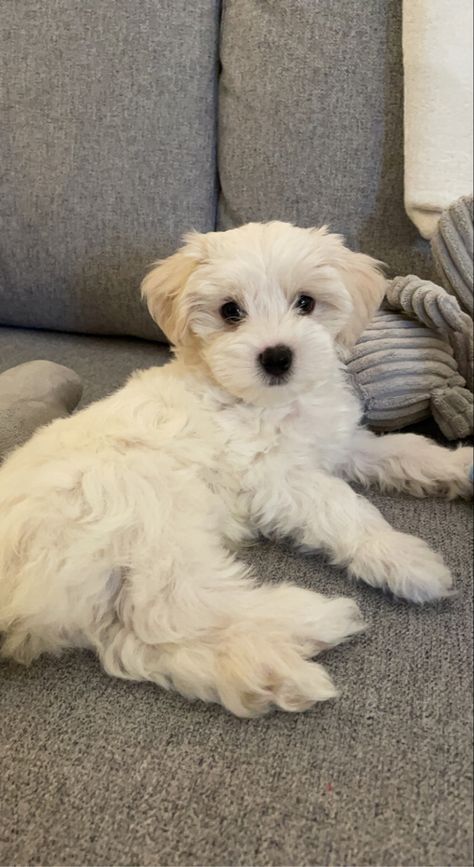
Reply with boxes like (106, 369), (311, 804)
(258, 344), (293, 377)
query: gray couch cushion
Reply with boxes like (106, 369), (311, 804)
(218, 0), (431, 278)
(1, 491), (472, 866)
(0, 327), (472, 865)
(0, 1), (219, 340)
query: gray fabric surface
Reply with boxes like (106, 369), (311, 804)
(218, 0), (432, 278)
(0, 328), (472, 866)
(0, 360), (83, 460)
(0, 0), (219, 340)
(348, 309), (467, 435)
(432, 195), (474, 318)
(431, 386), (474, 442)
(0, 327), (170, 407)
(387, 275), (473, 394)
(1, 499), (472, 867)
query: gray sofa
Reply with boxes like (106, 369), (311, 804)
(0, 3), (472, 866)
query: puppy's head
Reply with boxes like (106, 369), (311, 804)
(141, 222), (385, 405)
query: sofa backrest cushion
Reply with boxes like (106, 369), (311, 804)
(0, 0), (219, 340)
(218, 0), (431, 279)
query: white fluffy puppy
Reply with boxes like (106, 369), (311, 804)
(0, 222), (471, 717)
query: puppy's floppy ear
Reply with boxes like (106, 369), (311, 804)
(141, 232), (207, 344)
(335, 249), (386, 352)
(312, 228), (387, 353)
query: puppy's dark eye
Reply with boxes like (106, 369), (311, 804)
(294, 294), (316, 315)
(220, 301), (246, 323)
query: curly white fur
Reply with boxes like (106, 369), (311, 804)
(0, 222), (471, 717)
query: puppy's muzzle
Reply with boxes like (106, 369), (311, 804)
(258, 344), (293, 382)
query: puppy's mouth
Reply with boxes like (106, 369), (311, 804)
(267, 372), (292, 387)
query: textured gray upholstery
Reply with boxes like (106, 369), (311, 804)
(1, 499), (472, 867)
(0, 326), (472, 866)
(0, 1), (219, 339)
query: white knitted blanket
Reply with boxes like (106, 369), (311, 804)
(403, 0), (473, 239)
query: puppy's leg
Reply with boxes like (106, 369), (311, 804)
(261, 473), (453, 603)
(340, 429), (473, 499)
(93, 544), (365, 718)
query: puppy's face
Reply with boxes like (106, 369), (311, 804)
(142, 222), (385, 406)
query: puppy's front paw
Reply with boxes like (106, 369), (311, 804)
(446, 446), (474, 499)
(349, 531), (453, 603)
(306, 596), (367, 651)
